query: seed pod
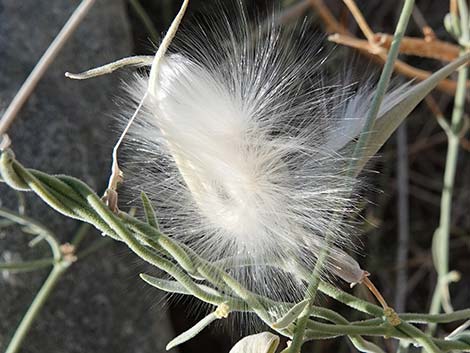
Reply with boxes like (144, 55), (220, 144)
(229, 332), (280, 353)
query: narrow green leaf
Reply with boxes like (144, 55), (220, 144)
(140, 191), (159, 229)
(447, 331), (470, 345)
(352, 52), (470, 175)
(140, 273), (222, 297)
(166, 312), (219, 350)
(272, 299), (308, 329)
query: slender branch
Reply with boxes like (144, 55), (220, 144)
(308, 0), (349, 34)
(374, 34), (459, 62)
(104, 0), (189, 210)
(3, 151), (470, 351)
(0, 258), (55, 272)
(0, 0), (96, 139)
(342, 0), (375, 41)
(1, 208), (69, 353)
(430, 0), (469, 330)
(310, 0), (463, 95)
(5, 263), (71, 353)
(350, 0), (415, 167)
(328, 33), (462, 95)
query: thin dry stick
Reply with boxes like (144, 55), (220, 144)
(412, 4), (436, 40)
(374, 34), (460, 62)
(148, 0), (189, 93)
(342, 0), (454, 77)
(0, 0), (96, 141)
(310, 0), (463, 95)
(104, 0), (189, 211)
(342, 0), (375, 41)
(309, 0), (350, 34)
(328, 33), (461, 94)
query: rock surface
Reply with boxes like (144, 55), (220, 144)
(0, 1), (174, 352)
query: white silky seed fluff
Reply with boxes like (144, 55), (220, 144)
(119, 3), (407, 312)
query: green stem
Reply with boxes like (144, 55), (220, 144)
(289, 2), (416, 351)
(1, 203), (104, 353)
(75, 238), (112, 259)
(0, 258), (55, 272)
(397, 322), (442, 353)
(430, 0), (469, 331)
(70, 223), (91, 248)
(3, 151), (470, 351)
(401, 309), (470, 323)
(5, 262), (71, 353)
(350, 0), (416, 167)
(120, 211), (275, 328)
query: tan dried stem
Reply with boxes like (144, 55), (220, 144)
(309, 0), (349, 34)
(362, 277), (401, 326)
(342, 0), (375, 42)
(0, 0), (96, 140)
(374, 33), (460, 62)
(328, 33), (462, 94)
(310, 0), (465, 95)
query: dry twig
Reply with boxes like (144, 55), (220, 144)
(309, 0), (465, 95)
(0, 0), (96, 142)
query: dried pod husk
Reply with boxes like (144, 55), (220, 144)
(229, 332), (280, 353)
(326, 247), (368, 285)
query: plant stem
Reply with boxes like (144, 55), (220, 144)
(0, 0), (96, 138)
(0, 258), (55, 272)
(4, 152), (470, 351)
(289, 1), (416, 352)
(429, 0), (469, 331)
(5, 262), (71, 353)
(350, 0), (416, 167)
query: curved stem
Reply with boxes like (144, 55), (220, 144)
(430, 0), (470, 331)
(4, 262), (70, 353)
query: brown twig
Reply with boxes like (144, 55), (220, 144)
(329, 33), (461, 94)
(309, 0), (464, 95)
(309, 0), (349, 34)
(374, 33), (460, 62)
(342, 0), (375, 41)
(412, 4), (437, 40)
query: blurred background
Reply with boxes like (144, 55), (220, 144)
(1, 0), (469, 352)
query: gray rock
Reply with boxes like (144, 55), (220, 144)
(0, 1), (174, 352)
